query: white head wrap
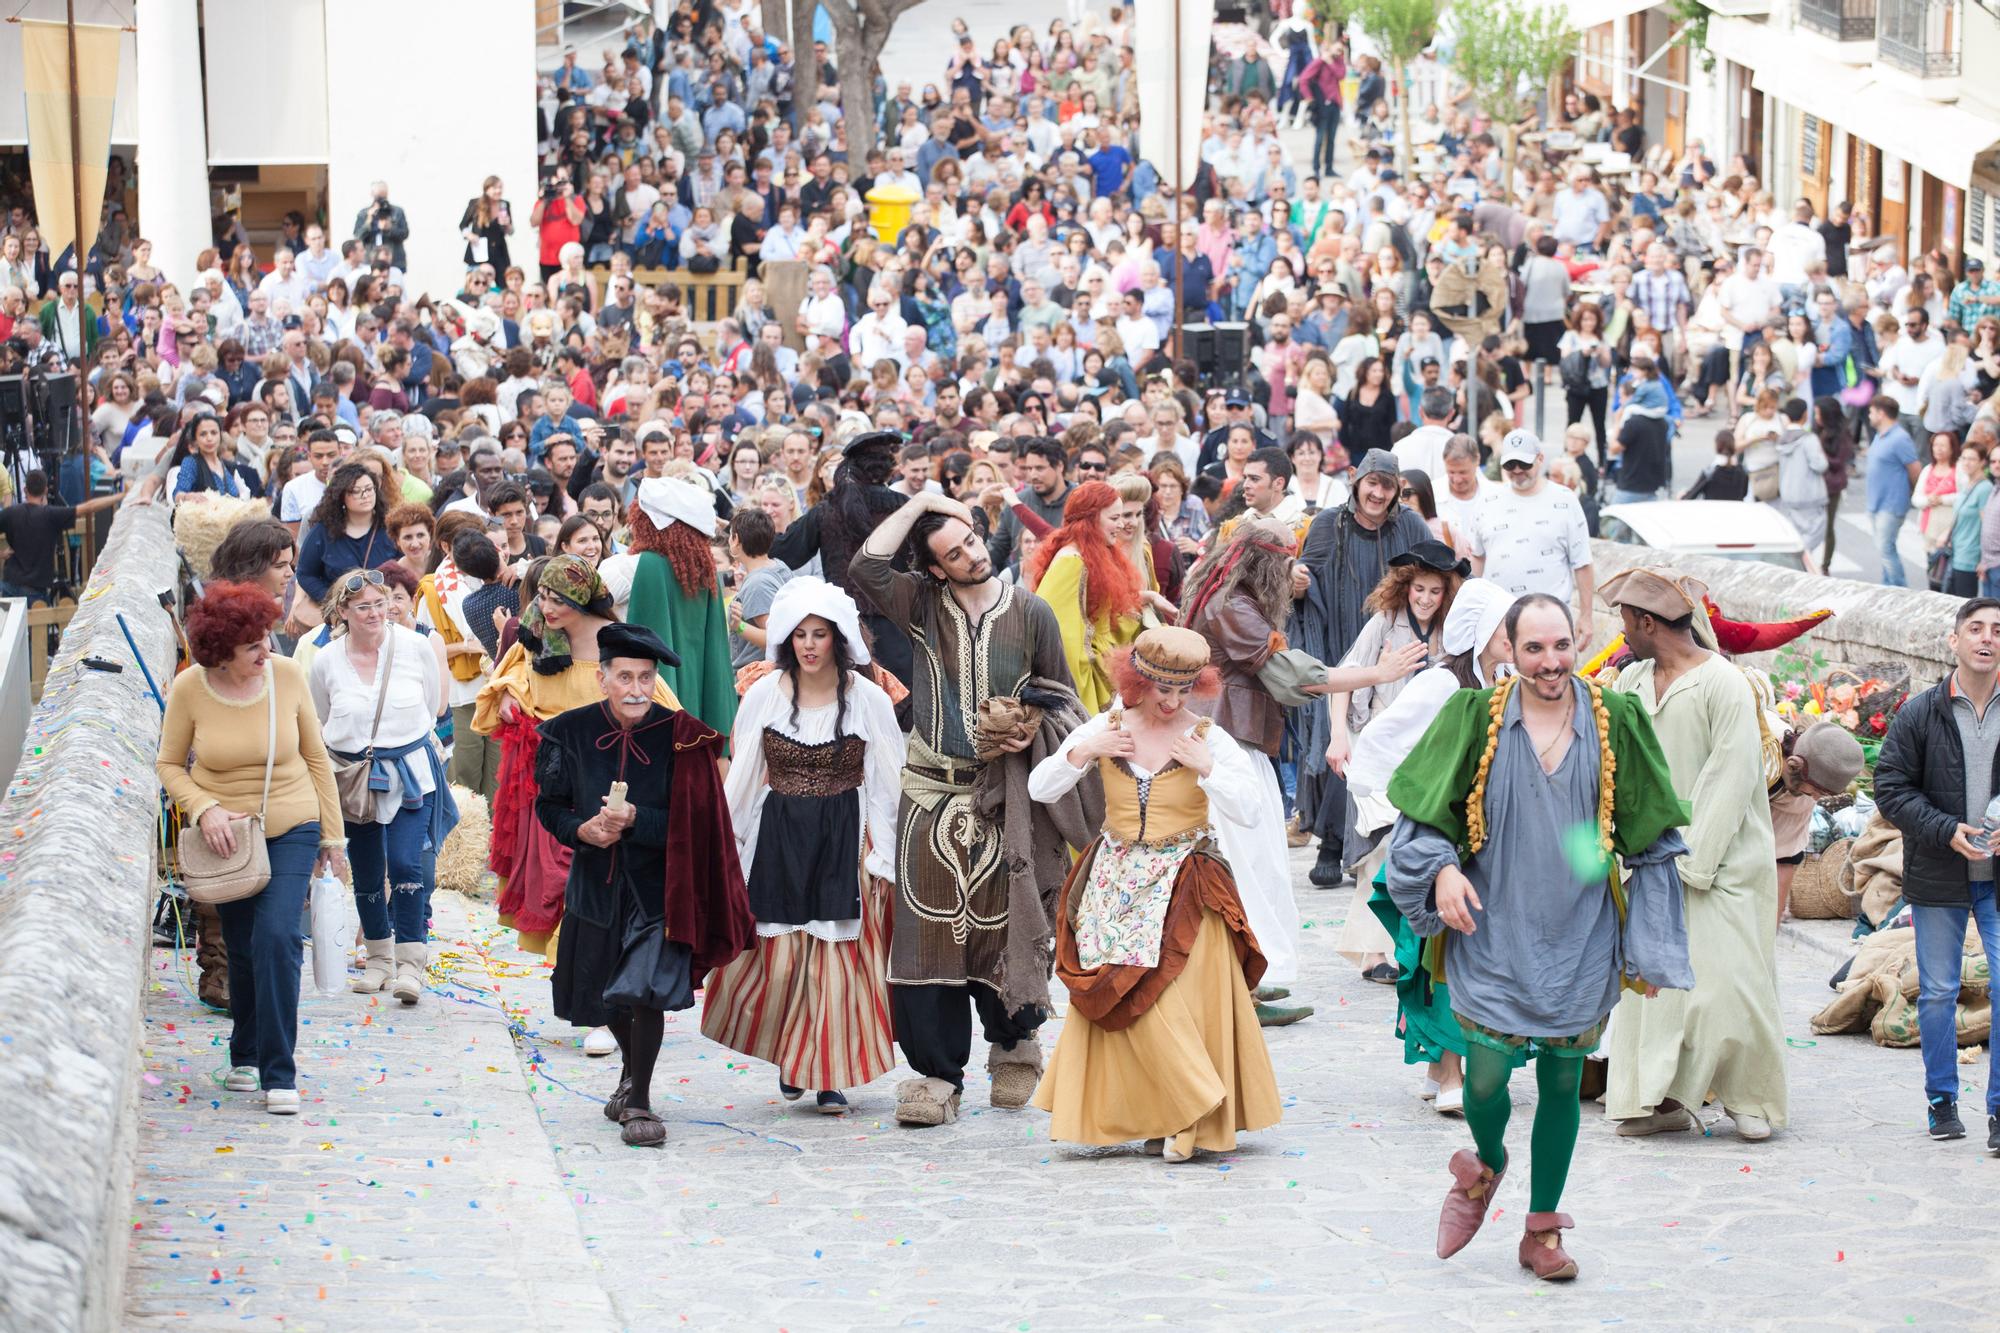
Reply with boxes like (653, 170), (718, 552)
(762, 576), (871, 665)
(637, 475), (719, 537)
(1441, 578), (1515, 682)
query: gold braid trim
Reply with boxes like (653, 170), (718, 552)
(1464, 676), (1618, 856)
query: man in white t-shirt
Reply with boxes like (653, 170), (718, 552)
(1767, 201), (1826, 305)
(1435, 432), (1499, 545)
(1392, 384), (1456, 485)
(1114, 287), (1161, 364)
(279, 429), (342, 535)
(1717, 246), (1782, 350)
(1465, 430), (1595, 646)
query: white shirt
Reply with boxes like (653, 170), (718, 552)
(258, 270), (312, 314)
(1392, 424), (1453, 487)
(1881, 331), (1945, 389)
(1435, 475), (1500, 545)
(1465, 483), (1593, 603)
(1718, 270), (1782, 335)
(800, 292), (846, 355)
(306, 624), (441, 820)
(281, 471), (328, 524)
(1767, 222), (1826, 286)
(849, 310), (910, 367)
(1114, 313), (1161, 357)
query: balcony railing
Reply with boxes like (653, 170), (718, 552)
(1877, 0), (1961, 76)
(1798, 0), (1877, 41)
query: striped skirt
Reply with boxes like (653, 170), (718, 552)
(699, 876), (896, 1092)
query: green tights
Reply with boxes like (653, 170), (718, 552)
(1461, 1044), (1584, 1213)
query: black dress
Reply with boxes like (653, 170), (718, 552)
(536, 702), (695, 1027)
(746, 729), (866, 926)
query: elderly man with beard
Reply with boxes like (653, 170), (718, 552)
(535, 622), (754, 1148)
(1385, 593), (1692, 1282)
(850, 491), (1098, 1129)
(1295, 448), (1434, 886)
(1602, 569), (1787, 1145)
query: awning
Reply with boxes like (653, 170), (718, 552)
(1750, 59), (1870, 136)
(1567, 0), (1657, 29)
(1837, 81), (1999, 189)
(1701, 15), (1785, 68)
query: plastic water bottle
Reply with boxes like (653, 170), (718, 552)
(1976, 795), (2000, 857)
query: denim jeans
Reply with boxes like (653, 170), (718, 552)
(348, 793), (433, 943)
(0, 580), (51, 606)
(1983, 567), (2000, 600)
(1311, 101), (1342, 177)
(1611, 487), (1663, 506)
(1873, 507), (1909, 587)
(218, 823), (319, 1090)
(1911, 881), (2000, 1115)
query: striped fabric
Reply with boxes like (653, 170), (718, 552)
(699, 877), (896, 1092)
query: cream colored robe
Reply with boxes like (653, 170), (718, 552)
(1606, 653), (1790, 1126)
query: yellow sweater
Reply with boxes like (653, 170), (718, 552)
(155, 657), (347, 844)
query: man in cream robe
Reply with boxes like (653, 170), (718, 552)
(1603, 568), (1789, 1141)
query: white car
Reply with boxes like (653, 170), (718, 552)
(1597, 500), (1820, 574)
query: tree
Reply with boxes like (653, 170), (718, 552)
(1352, 0), (1442, 178)
(817, 0), (932, 162)
(1452, 0), (1576, 206)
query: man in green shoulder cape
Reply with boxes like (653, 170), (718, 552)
(1383, 593), (1693, 1283)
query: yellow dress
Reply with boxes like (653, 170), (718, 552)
(1035, 548), (1143, 716)
(1029, 714), (1282, 1153)
(473, 641), (678, 955)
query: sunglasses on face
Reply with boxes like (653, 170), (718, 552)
(1074, 460), (1107, 472)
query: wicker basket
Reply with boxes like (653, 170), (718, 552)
(1790, 838), (1858, 919)
(1823, 664), (1912, 724)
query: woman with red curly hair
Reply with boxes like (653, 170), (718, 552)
(156, 582), (346, 1115)
(599, 474), (739, 737)
(1029, 480), (1178, 714)
(1025, 627), (1282, 1162)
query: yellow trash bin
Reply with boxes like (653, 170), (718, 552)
(865, 182), (920, 243)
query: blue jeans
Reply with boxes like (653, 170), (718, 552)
(1983, 568), (2000, 600)
(1873, 507), (1909, 587)
(0, 580), (51, 606)
(218, 823), (319, 1090)
(1611, 487), (1663, 505)
(348, 793), (433, 943)
(1912, 881), (2000, 1115)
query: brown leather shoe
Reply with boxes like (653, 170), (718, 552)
(1518, 1211), (1580, 1281)
(1435, 1148), (1506, 1259)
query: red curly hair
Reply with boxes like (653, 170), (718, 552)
(1026, 480), (1143, 623)
(1106, 645), (1223, 709)
(186, 581), (282, 668)
(627, 503), (720, 598)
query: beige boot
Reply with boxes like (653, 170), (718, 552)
(894, 1076), (962, 1127)
(987, 1039), (1044, 1109)
(350, 938), (394, 994)
(390, 942), (427, 1005)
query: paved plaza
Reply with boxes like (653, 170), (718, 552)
(122, 849), (1994, 1332)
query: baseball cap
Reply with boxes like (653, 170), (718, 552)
(1224, 389), (1252, 407)
(1969, 257), (1987, 272)
(1498, 430), (1543, 466)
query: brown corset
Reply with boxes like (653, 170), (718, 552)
(762, 728), (867, 797)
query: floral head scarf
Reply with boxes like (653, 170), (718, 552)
(519, 554), (613, 675)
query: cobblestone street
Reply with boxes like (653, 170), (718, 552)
(123, 850), (1994, 1331)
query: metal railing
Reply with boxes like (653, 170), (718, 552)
(1877, 0), (1962, 75)
(1798, 0), (1878, 41)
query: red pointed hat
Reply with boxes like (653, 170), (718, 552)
(1703, 596), (1833, 655)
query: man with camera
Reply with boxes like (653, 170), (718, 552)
(351, 181), (410, 271)
(0, 468), (122, 606)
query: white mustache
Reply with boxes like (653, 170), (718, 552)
(617, 695), (649, 706)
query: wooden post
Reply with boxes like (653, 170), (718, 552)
(65, 0), (90, 478)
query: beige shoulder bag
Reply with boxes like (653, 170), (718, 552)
(179, 669), (276, 904)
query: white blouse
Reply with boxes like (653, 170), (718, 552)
(725, 670), (906, 940)
(308, 623), (441, 821)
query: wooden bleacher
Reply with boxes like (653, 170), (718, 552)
(591, 261), (749, 325)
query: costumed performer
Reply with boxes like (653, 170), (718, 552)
(1028, 627), (1283, 1161)
(533, 621), (755, 1147)
(1032, 479), (1180, 715)
(703, 577), (906, 1114)
(600, 475), (739, 737)
(475, 554), (676, 956)
(1385, 593), (1693, 1281)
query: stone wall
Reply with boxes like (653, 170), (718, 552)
(0, 506), (177, 1333)
(1587, 541), (1962, 685)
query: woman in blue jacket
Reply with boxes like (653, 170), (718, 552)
(296, 462), (393, 602)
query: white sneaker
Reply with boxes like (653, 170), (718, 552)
(1436, 1085), (1465, 1117)
(265, 1088), (300, 1115)
(1731, 1109), (1773, 1141)
(583, 1027), (617, 1058)
(224, 1066), (260, 1093)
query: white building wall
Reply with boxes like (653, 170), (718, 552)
(324, 0), (539, 301)
(134, 0), (210, 280)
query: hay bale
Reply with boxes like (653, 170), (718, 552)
(437, 783), (492, 897)
(172, 494), (273, 579)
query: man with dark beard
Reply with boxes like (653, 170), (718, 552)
(770, 429), (914, 690)
(1295, 449), (1433, 886)
(849, 491), (1099, 1129)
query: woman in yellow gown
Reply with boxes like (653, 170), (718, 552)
(1029, 479), (1176, 714)
(1027, 627), (1282, 1161)
(473, 555), (675, 956)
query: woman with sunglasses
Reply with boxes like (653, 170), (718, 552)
(310, 568), (456, 1001)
